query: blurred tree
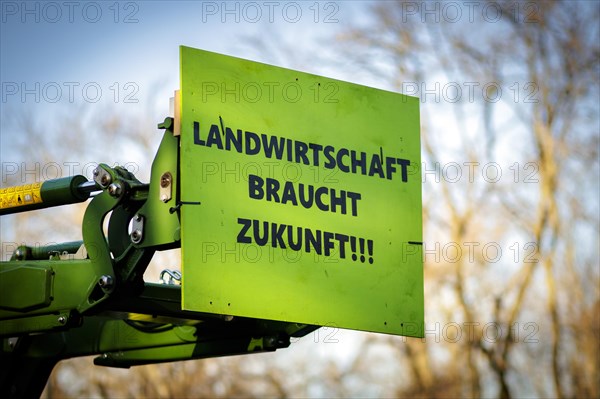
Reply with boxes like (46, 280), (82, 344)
(339, 1), (599, 398)
(2, 1), (598, 398)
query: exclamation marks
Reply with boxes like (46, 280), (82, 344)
(350, 236), (374, 264)
(359, 238), (365, 263)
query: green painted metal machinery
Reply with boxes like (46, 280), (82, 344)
(0, 118), (318, 398)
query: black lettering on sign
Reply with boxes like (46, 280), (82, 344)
(237, 218), (252, 243)
(247, 174), (362, 216)
(192, 121), (412, 183)
(237, 217), (374, 264)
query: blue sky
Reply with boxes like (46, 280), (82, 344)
(0, 2), (369, 122)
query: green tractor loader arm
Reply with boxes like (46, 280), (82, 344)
(0, 118), (318, 398)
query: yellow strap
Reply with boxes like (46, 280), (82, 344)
(0, 182), (43, 210)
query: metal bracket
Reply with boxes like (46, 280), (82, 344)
(130, 214), (144, 244)
(93, 166), (112, 188)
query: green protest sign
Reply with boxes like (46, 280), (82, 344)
(179, 46), (423, 336)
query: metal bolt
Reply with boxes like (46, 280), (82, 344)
(108, 183), (122, 197)
(100, 174), (111, 186)
(14, 248), (25, 261)
(98, 275), (114, 289)
(160, 172), (171, 188)
(131, 229), (142, 244)
(58, 316), (67, 325)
